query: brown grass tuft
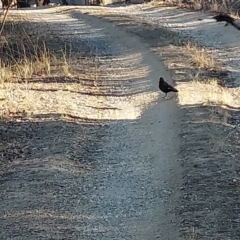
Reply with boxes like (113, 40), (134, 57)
(185, 42), (216, 69)
(177, 77), (239, 108)
(0, 39), (72, 83)
(0, 23), (81, 119)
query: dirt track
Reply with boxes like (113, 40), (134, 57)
(0, 7), (182, 239)
(2, 3), (240, 239)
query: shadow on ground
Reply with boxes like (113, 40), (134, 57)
(0, 116), (119, 239)
(178, 104), (240, 239)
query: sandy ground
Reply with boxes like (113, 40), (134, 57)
(0, 7), (182, 239)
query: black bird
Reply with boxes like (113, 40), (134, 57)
(212, 13), (240, 30)
(159, 77), (178, 98)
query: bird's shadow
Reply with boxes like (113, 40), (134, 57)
(161, 94), (177, 101)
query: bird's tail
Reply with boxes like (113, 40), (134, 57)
(230, 21), (240, 30)
(171, 87), (178, 93)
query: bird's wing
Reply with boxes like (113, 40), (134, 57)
(167, 85), (176, 91)
(164, 82), (173, 89)
(166, 84), (177, 91)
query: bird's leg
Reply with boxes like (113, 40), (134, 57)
(162, 93), (167, 98)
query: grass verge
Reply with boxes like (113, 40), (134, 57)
(0, 15), (109, 120)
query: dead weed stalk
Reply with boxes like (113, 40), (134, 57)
(0, 37), (72, 83)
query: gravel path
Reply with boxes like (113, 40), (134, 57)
(0, 8), (182, 239)
(72, 4), (240, 87)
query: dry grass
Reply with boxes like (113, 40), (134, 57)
(185, 42), (216, 69)
(0, 35), (78, 118)
(1, 43), (50, 81)
(177, 43), (240, 112)
(177, 77), (239, 107)
(0, 17), (104, 119)
(0, 36), (73, 82)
